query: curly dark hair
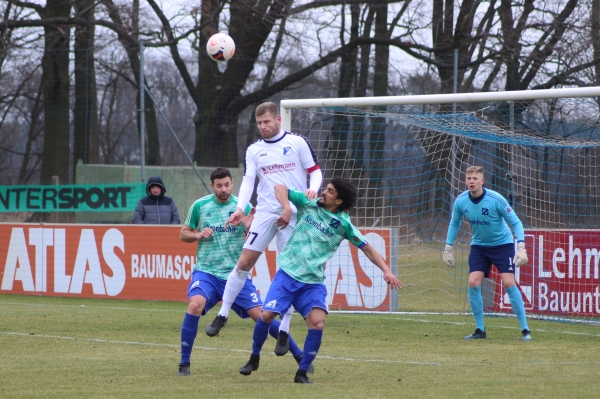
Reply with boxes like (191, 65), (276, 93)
(210, 167), (232, 183)
(330, 177), (357, 212)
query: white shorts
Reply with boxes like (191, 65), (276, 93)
(243, 211), (297, 253)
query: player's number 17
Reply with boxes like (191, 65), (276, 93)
(245, 231), (258, 245)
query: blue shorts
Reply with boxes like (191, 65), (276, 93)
(469, 243), (516, 277)
(262, 269), (328, 318)
(187, 271), (262, 318)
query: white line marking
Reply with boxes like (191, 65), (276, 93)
(2, 300), (600, 338)
(332, 314), (600, 337)
(2, 331), (600, 367)
(0, 301), (180, 313)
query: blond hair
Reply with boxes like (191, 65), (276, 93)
(465, 166), (484, 175)
(255, 102), (279, 118)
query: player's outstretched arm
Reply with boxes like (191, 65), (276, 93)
(360, 244), (402, 290)
(274, 184), (292, 228)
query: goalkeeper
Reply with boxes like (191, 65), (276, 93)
(443, 166), (532, 341)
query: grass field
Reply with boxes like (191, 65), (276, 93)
(1, 294), (599, 399)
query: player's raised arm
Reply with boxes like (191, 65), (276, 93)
(360, 243), (402, 290)
(225, 174), (255, 228)
(274, 184), (292, 228)
(305, 168), (322, 199)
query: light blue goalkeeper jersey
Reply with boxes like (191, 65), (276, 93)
(446, 188), (524, 247)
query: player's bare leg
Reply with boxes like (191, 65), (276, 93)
(206, 249), (261, 336)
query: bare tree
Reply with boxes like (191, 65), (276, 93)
(28, 0), (72, 185)
(328, 2), (360, 180)
(594, 0), (600, 84)
(73, 0), (100, 176)
(147, 0), (415, 167)
(102, 0), (161, 166)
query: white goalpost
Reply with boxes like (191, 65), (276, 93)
(280, 87), (600, 322)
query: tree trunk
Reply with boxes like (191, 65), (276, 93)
(73, 0), (99, 177)
(351, 6), (375, 182)
(104, 0), (161, 166)
(330, 3), (359, 179)
(190, 0), (294, 167)
(366, 3), (389, 220)
(593, 0), (600, 84)
(417, 0), (481, 217)
(40, 0), (71, 185)
(18, 78), (44, 184)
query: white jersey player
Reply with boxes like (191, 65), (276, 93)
(206, 102), (323, 356)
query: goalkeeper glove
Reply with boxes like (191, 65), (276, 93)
(513, 242), (528, 267)
(442, 244), (455, 268)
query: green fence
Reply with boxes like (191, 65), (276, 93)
(75, 163), (244, 223)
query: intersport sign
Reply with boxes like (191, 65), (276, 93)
(0, 183), (146, 212)
(490, 229), (600, 317)
(0, 224), (392, 311)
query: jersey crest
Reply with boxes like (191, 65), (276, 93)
(283, 146), (293, 156)
(329, 218), (341, 229)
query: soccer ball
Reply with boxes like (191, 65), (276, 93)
(206, 33), (235, 62)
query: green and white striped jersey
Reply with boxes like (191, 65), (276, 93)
(277, 189), (367, 284)
(184, 194), (252, 280)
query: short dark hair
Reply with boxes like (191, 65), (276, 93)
(255, 102), (279, 118)
(330, 177), (357, 212)
(210, 167), (232, 183)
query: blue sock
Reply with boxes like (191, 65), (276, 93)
(269, 319), (303, 358)
(506, 285), (529, 331)
(299, 329), (323, 371)
(252, 319), (271, 356)
(468, 286), (485, 331)
(180, 313), (200, 364)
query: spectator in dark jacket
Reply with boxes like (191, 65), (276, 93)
(133, 176), (180, 224)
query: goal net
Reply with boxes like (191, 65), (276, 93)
(281, 87), (600, 322)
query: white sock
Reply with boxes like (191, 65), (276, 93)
(218, 267), (249, 317)
(278, 305), (294, 333)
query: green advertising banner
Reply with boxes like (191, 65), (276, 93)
(0, 183), (147, 212)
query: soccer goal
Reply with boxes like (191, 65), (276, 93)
(280, 87), (600, 323)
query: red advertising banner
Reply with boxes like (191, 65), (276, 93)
(0, 224), (391, 311)
(490, 229), (600, 317)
